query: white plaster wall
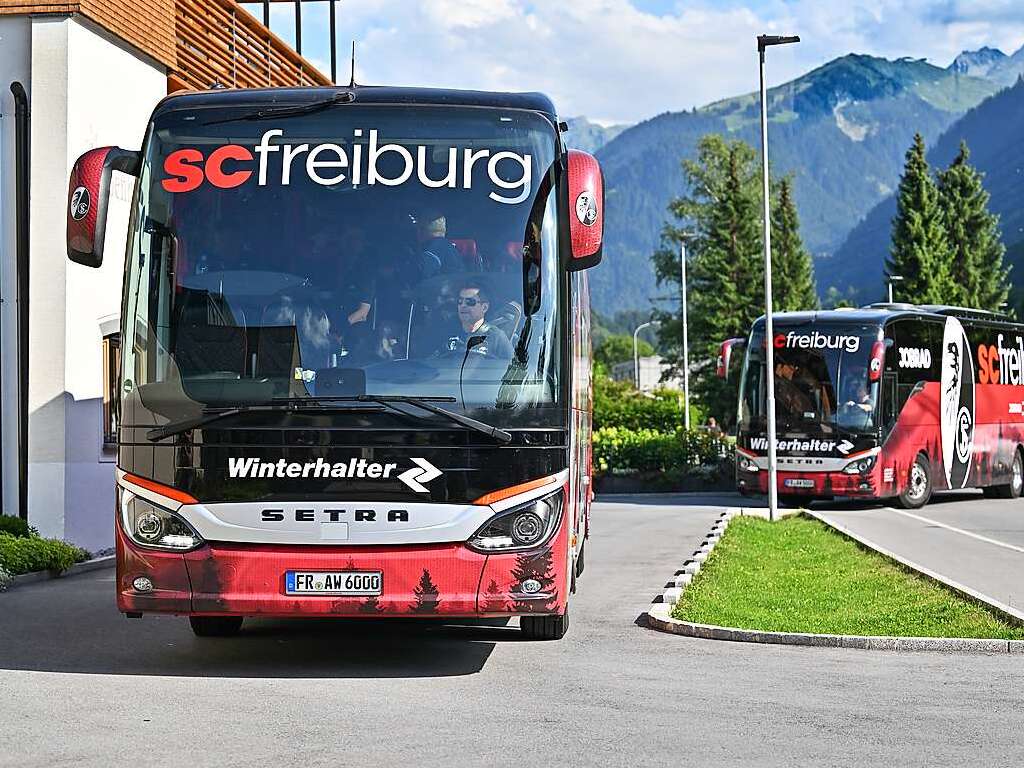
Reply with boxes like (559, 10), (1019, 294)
(27, 15), (165, 550)
(0, 16), (31, 520)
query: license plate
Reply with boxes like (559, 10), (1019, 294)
(784, 478), (815, 489)
(284, 571), (382, 596)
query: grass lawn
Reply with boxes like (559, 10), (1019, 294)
(672, 515), (1024, 640)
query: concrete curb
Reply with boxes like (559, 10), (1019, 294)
(644, 602), (1024, 654)
(641, 506), (1024, 653)
(3, 555), (115, 591)
(804, 508), (1024, 627)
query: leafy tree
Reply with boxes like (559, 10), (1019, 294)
(410, 569), (441, 613)
(594, 333), (654, 371)
(822, 286), (856, 309)
(937, 141), (1010, 311)
(771, 176), (818, 311)
(886, 133), (956, 304)
(653, 135), (766, 423)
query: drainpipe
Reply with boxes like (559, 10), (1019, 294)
(10, 82), (29, 521)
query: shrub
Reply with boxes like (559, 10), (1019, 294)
(0, 566), (11, 592)
(0, 515), (37, 538)
(594, 375), (703, 431)
(0, 534), (90, 576)
(593, 426), (733, 475)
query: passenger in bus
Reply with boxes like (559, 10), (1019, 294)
(439, 282), (513, 359)
(774, 360), (814, 415)
(412, 208), (471, 277)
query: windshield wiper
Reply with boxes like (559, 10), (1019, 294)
(146, 400), (383, 442)
(364, 395), (513, 444)
(204, 91), (355, 126)
(284, 397), (512, 444)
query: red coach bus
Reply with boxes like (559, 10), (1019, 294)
(723, 304), (1024, 508)
(66, 86), (603, 639)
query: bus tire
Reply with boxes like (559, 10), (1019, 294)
(898, 454), (932, 509)
(986, 450), (1023, 499)
(189, 616), (243, 637)
(520, 610), (569, 640)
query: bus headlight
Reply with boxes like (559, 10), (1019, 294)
(120, 490), (204, 551)
(467, 490), (562, 552)
(842, 456), (876, 475)
(738, 455), (760, 473)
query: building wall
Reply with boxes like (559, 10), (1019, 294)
(24, 15), (165, 550)
(0, 15), (31, 519)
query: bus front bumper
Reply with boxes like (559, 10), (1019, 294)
(736, 468), (880, 498)
(115, 524), (567, 619)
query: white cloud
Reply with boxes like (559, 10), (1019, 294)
(273, 0), (1024, 124)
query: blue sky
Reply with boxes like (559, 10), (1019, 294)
(241, 1), (1024, 124)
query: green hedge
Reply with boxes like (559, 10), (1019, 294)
(594, 375), (702, 431)
(0, 533), (90, 576)
(593, 426), (733, 475)
(0, 515), (37, 538)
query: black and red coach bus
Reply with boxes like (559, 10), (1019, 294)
(66, 86), (603, 640)
(722, 304), (1024, 508)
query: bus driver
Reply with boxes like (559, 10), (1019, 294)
(442, 282), (513, 359)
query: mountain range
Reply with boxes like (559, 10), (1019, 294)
(568, 45), (1024, 314)
(830, 75), (1024, 304)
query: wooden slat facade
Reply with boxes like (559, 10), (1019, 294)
(0, 0), (331, 92)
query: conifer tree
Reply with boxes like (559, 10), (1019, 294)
(359, 595), (384, 613)
(653, 135), (765, 423)
(937, 141), (1009, 311)
(771, 176), (818, 311)
(510, 547), (557, 612)
(410, 569), (441, 613)
(886, 133), (956, 304)
(482, 579), (509, 613)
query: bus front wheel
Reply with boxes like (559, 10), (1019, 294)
(190, 616), (243, 637)
(898, 455), (932, 509)
(520, 610), (569, 640)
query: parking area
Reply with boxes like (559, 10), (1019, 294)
(812, 491), (1024, 618)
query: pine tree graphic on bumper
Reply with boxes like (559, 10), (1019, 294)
(410, 569), (441, 613)
(511, 547), (557, 612)
(483, 578), (509, 612)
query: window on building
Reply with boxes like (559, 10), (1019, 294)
(102, 332), (121, 449)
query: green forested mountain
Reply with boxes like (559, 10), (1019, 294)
(830, 77), (1024, 303)
(563, 117), (629, 154)
(589, 53), (1002, 313)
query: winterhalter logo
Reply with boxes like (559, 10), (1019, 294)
(162, 128), (533, 204)
(774, 331), (860, 354)
(749, 437), (854, 455)
(227, 457), (442, 494)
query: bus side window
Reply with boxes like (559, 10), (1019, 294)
(881, 372), (898, 431)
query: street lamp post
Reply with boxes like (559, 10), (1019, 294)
(679, 236), (693, 430)
(887, 274), (904, 304)
(633, 321), (654, 390)
(758, 33), (800, 522)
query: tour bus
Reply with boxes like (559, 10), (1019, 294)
(66, 86), (604, 640)
(720, 304), (1024, 508)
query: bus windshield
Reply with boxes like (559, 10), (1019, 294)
(739, 324), (883, 436)
(122, 103), (563, 429)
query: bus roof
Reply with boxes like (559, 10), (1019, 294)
(753, 303), (1021, 329)
(154, 85), (559, 121)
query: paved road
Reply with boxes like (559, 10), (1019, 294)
(813, 491), (1024, 617)
(2, 495), (1024, 767)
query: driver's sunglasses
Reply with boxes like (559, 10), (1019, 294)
(457, 297), (481, 307)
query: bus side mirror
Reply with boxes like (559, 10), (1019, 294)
(67, 146), (140, 268)
(566, 149), (603, 271)
(717, 338), (746, 379)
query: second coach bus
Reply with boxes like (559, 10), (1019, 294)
(66, 85), (603, 639)
(722, 304), (1024, 508)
